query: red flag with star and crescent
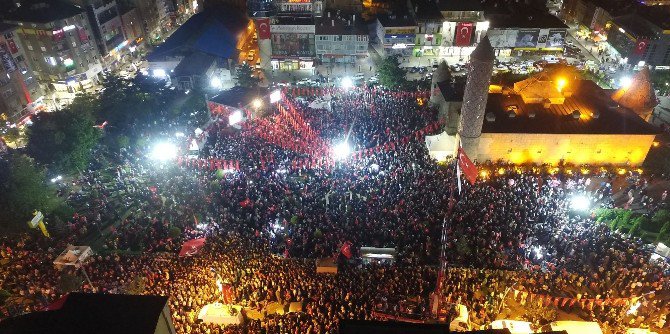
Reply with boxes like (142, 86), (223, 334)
(458, 148), (477, 185)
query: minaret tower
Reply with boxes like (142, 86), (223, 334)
(457, 36), (494, 159)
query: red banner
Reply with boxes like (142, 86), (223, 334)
(341, 241), (353, 259)
(6, 39), (18, 54)
(634, 39), (648, 56)
(256, 18), (270, 40)
(455, 22), (474, 47)
(178, 238), (206, 257)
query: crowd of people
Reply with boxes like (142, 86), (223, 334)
(1, 88), (670, 334)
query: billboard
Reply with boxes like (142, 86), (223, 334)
(537, 29), (550, 48)
(515, 29), (540, 48)
(0, 43), (16, 73)
(271, 33), (315, 57)
(454, 22), (474, 47)
(547, 29), (566, 48)
(487, 29), (518, 48)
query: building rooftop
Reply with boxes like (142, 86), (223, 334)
(377, 14), (416, 28)
(316, 13), (367, 35)
(174, 52), (217, 77)
(0, 293), (170, 334)
(482, 80), (658, 135)
(147, 6), (247, 62)
(3, 0), (85, 24)
(209, 86), (269, 109)
(436, 0), (484, 11)
(487, 6), (567, 29)
(612, 14), (659, 39)
(411, 0), (444, 20)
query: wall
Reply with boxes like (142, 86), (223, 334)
(476, 133), (656, 165)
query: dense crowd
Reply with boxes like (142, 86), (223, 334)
(1, 89), (669, 334)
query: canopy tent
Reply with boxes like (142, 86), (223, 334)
(316, 258), (338, 274)
(425, 132), (457, 162)
(198, 303), (243, 326)
(53, 245), (93, 269)
(360, 247), (396, 264)
(490, 320), (533, 334)
(549, 321), (603, 334)
(178, 238), (206, 257)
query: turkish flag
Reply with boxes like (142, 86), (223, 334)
(455, 22), (473, 47)
(6, 39), (18, 54)
(634, 39), (648, 56)
(340, 241), (353, 259)
(256, 18), (270, 40)
(458, 148), (477, 185)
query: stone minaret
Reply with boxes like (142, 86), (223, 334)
(611, 66), (658, 122)
(457, 36), (494, 159)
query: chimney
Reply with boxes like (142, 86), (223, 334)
(332, 19), (334, 26)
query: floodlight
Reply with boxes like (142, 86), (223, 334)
(332, 141), (351, 161)
(210, 76), (222, 89)
(270, 89), (282, 103)
(153, 68), (166, 78)
(150, 142), (178, 161)
(620, 76), (632, 88)
(556, 78), (566, 92)
(570, 194), (590, 212)
(252, 98), (263, 109)
(229, 110), (243, 125)
(341, 77), (354, 89)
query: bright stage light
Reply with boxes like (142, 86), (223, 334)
(332, 141), (351, 161)
(570, 194), (590, 212)
(210, 76), (222, 89)
(620, 76), (632, 88)
(270, 89), (282, 103)
(229, 110), (243, 125)
(252, 98), (263, 109)
(152, 68), (166, 78)
(150, 142), (178, 161)
(341, 77), (354, 89)
(556, 78), (566, 92)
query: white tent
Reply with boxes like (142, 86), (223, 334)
(53, 245), (93, 269)
(490, 320), (533, 334)
(425, 132), (457, 162)
(549, 321), (603, 334)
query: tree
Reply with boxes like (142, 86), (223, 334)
(0, 154), (64, 232)
(124, 274), (146, 295)
(629, 216), (646, 236)
(26, 96), (101, 173)
(651, 210), (670, 233)
(236, 63), (259, 88)
(658, 221), (670, 244)
(58, 271), (83, 293)
(376, 56), (408, 89)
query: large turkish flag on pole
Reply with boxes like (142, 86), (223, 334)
(455, 22), (473, 47)
(256, 18), (271, 40)
(457, 148), (477, 185)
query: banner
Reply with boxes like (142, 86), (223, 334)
(0, 43), (17, 73)
(178, 238), (206, 257)
(28, 211), (44, 229)
(515, 29), (539, 48)
(547, 29), (566, 48)
(536, 29), (550, 48)
(256, 18), (270, 40)
(6, 39), (18, 54)
(634, 39), (649, 56)
(454, 22), (474, 47)
(341, 241), (353, 259)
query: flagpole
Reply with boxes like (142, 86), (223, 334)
(434, 156), (459, 321)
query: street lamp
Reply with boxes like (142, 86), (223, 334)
(570, 194), (590, 212)
(252, 98), (263, 109)
(332, 141), (351, 161)
(556, 78), (567, 92)
(341, 77), (354, 90)
(149, 142), (178, 161)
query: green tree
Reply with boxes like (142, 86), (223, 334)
(376, 56), (408, 89)
(629, 215), (646, 236)
(26, 96), (101, 173)
(169, 226), (182, 239)
(658, 221), (670, 244)
(236, 63), (259, 88)
(0, 154), (64, 232)
(651, 210), (670, 233)
(2, 127), (20, 143)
